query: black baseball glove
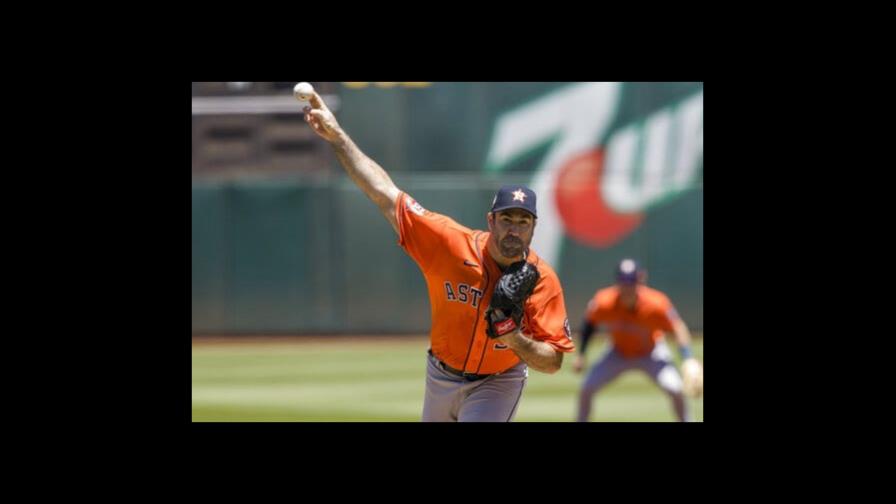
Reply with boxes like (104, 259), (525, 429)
(484, 260), (540, 339)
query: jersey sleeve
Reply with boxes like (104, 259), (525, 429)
(394, 192), (458, 271)
(654, 296), (680, 333)
(524, 274), (575, 353)
(584, 294), (605, 325)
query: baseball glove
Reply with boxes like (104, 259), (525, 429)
(681, 358), (703, 398)
(484, 260), (540, 339)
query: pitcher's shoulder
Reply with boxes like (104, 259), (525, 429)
(528, 252), (560, 285)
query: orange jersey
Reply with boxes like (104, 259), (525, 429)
(395, 192), (574, 375)
(584, 285), (680, 358)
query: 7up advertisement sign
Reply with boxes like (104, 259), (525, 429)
(484, 82), (703, 270)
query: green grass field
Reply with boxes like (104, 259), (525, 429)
(192, 336), (703, 422)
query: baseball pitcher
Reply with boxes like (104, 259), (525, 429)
(302, 90), (574, 422)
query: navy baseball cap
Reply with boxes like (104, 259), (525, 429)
(490, 185), (537, 218)
(616, 258), (642, 284)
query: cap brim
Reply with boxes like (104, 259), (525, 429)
(491, 205), (537, 218)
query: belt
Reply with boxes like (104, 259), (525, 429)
(428, 349), (494, 381)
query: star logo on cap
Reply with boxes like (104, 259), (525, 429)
(512, 189), (526, 202)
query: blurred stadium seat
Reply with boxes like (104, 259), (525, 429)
(191, 81), (338, 177)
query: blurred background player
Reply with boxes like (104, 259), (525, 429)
(573, 259), (703, 422)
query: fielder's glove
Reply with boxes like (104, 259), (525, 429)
(484, 260), (540, 339)
(682, 358), (703, 398)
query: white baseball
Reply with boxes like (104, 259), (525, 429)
(293, 82), (314, 101)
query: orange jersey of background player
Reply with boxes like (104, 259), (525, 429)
(584, 285), (680, 358)
(395, 192), (574, 375)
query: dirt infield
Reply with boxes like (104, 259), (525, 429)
(192, 334), (430, 347)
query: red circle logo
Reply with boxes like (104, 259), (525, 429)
(554, 148), (643, 248)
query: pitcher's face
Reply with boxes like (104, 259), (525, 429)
(488, 209), (535, 259)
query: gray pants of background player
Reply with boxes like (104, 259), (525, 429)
(422, 351), (528, 422)
(576, 341), (690, 422)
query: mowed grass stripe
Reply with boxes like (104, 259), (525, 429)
(192, 337), (703, 422)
